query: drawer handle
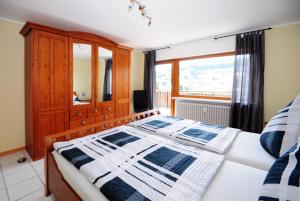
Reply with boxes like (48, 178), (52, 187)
(81, 121), (86, 125)
(107, 107), (112, 111)
(76, 112), (82, 116)
(82, 130), (87, 134)
(104, 124), (109, 128)
(93, 109), (98, 113)
(104, 116), (109, 119)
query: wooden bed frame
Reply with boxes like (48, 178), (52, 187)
(44, 109), (160, 201)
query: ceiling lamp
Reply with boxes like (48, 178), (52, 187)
(128, 0), (152, 26)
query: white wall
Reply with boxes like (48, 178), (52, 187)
(156, 37), (235, 61)
(0, 20), (25, 153)
(130, 50), (145, 113)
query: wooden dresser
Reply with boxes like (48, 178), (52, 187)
(20, 22), (132, 160)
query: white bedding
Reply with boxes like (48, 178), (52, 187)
(172, 123), (240, 154)
(53, 151), (267, 201)
(130, 115), (240, 154)
(50, 118), (274, 201)
(202, 160), (267, 201)
(53, 125), (224, 201)
(225, 132), (276, 171)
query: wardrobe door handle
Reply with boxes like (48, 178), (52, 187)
(81, 121), (86, 125)
(107, 107), (112, 111)
(104, 116), (109, 119)
(76, 112), (82, 116)
(104, 124), (109, 128)
(93, 109), (98, 113)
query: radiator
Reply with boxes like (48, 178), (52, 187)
(175, 99), (231, 127)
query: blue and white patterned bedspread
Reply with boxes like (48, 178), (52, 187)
(129, 115), (196, 137)
(130, 115), (240, 154)
(172, 122), (240, 154)
(54, 126), (224, 201)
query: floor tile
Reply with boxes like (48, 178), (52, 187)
(0, 177), (5, 191)
(0, 152), (25, 166)
(17, 188), (54, 201)
(0, 189), (9, 201)
(22, 151), (33, 163)
(1, 160), (31, 175)
(31, 159), (45, 174)
(7, 176), (43, 201)
(4, 166), (36, 187)
(39, 173), (45, 185)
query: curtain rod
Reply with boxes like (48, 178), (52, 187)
(214, 27), (272, 40)
(143, 47), (170, 53)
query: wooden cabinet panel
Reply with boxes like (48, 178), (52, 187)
(37, 112), (68, 158)
(115, 48), (131, 118)
(23, 29), (69, 160)
(34, 31), (69, 112)
(115, 102), (130, 118)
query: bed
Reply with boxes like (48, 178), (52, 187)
(44, 110), (273, 201)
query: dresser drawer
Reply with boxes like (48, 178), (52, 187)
(77, 128), (95, 137)
(70, 109), (88, 121)
(70, 117), (95, 129)
(102, 105), (114, 114)
(88, 107), (102, 117)
(95, 113), (115, 122)
(96, 122), (114, 132)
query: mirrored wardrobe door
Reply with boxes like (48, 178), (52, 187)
(97, 46), (113, 103)
(72, 43), (93, 106)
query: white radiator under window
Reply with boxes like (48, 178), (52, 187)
(175, 98), (231, 127)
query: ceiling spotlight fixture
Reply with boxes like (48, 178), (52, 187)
(128, 0), (152, 26)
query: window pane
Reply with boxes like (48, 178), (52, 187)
(155, 63), (172, 115)
(179, 55), (234, 98)
(155, 64), (172, 91)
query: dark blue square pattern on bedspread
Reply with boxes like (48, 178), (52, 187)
(102, 131), (140, 147)
(143, 146), (196, 175)
(143, 120), (172, 129)
(101, 177), (151, 201)
(100, 146), (197, 201)
(61, 147), (95, 169)
(183, 128), (217, 142)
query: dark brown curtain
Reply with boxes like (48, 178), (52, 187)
(103, 59), (112, 101)
(230, 31), (265, 133)
(144, 50), (156, 109)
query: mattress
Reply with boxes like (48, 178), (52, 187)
(53, 151), (267, 201)
(202, 160), (267, 201)
(225, 131), (276, 171)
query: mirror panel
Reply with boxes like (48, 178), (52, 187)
(97, 47), (113, 102)
(73, 43), (92, 106)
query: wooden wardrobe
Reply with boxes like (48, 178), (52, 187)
(20, 22), (132, 160)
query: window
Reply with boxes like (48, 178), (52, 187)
(179, 54), (235, 99)
(155, 63), (172, 115)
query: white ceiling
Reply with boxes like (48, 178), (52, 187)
(0, 0), (300, 49)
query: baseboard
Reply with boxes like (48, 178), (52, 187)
(0, 146), (25, 157)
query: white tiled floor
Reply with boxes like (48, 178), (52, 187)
(0, 151), (54, 201)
